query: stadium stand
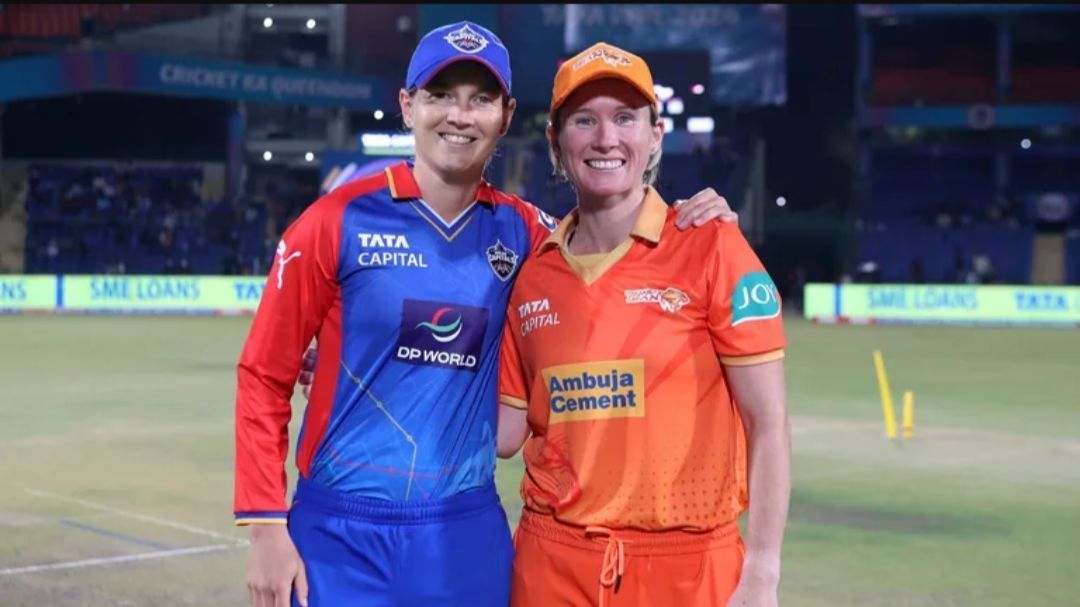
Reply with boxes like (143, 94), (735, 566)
(23, 164), (267, 275)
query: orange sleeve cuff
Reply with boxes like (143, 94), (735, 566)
(499, 395), (528, 410)
(720, 349), (785, 367)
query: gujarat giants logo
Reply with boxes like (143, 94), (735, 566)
(624, 287), (690, 313)
(573, 46), (633, 71)
(659, 288), (691, 313)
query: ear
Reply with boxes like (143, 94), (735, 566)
(545, 123), (563, 174)
(398, 88), (414, 129)
(545, 123), (559, 157)
(499, 97), (517, 136)
(651, 113), (664, 155)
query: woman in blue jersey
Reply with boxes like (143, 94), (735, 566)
(242, 21), (737, 607)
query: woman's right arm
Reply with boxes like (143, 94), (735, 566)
(497, 404), (530, 458)
(236, 197), (344, 607)
(498, 307), (532, 458)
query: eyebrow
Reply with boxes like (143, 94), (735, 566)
(569, 104), (643, 114)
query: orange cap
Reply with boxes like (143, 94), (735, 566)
(550, 42), (657, 121)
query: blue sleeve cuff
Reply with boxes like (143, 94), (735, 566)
(234, 511), (289, 525)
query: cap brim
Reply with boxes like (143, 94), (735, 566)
(550, 71), (657, 120)
(415, 56), (511, 96)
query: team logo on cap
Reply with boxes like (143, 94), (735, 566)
(444, 24), (489, 54)
(573, 46), (632, 72)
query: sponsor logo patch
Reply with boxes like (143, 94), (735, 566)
(731, 271), (781, 326)
(357, 232), (427, 268)
(275, 240), (301, 289)
(518, 298), (560, 337)
(538, 209), (558, 232)
(395, 300), (488, 371)
(542, 359), (645, 424)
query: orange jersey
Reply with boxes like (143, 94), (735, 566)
(499, 187), (786, 531)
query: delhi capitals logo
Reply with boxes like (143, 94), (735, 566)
(486, 239), (519, 281)
(444, 24), (489, 54)
(416, 307), (463, 343)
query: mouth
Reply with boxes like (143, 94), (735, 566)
(439, 133), (477, 146)
(584, 159), (626, 170)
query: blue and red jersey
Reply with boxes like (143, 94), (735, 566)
(234, 161), (555, 523)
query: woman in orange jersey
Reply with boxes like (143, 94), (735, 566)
(497, 42), (791, 607)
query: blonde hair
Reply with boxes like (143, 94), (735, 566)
(548, 105), (663, 187)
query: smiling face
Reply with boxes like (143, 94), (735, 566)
(549, 78), (662, 201)
(400, 61), (516, 184)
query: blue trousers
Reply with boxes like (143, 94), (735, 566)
(288, 479), (513, 607)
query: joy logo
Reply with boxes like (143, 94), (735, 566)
(416, 307), (463, 343)
(395, 299), (489, 371)
(732, 272), (781, 326)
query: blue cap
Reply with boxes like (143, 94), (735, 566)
(406, 21), (512, 95)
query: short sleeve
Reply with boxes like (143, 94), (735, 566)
(706, 224), (787, 364)
(498, 313), (529, 410)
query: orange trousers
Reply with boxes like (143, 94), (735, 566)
(510, 510), (744, 607)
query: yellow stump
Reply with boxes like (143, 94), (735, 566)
(872, 350), (898, 440)
(902, 390), (914, 439)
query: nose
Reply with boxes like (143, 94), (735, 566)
(592, 119), (619, 150)
(445, 99), (475, 129)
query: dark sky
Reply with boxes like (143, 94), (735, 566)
(762, 4), (857, 212)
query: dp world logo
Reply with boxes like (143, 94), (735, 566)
(416, 307), (463, 343)
(396, 299), (489, 371)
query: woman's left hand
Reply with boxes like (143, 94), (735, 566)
(673, 187), (739, 229)
(725, 579), (778, 607)
(725, 551), (781, 607)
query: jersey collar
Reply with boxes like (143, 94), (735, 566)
(384, 161), (499, 205)
(540, 186), (669, 252)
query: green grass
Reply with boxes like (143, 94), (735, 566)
(0, 315), (1077, 606)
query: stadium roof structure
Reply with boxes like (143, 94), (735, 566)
(0, 49), (390, 110)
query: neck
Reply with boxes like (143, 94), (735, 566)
(569, 187), (648, 254)
(411, 157), (483, 222)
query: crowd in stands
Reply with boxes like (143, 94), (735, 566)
(24, 164), (269, 276)
(856, 150), (1080, 285)
(18, 147), (1078, 287)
